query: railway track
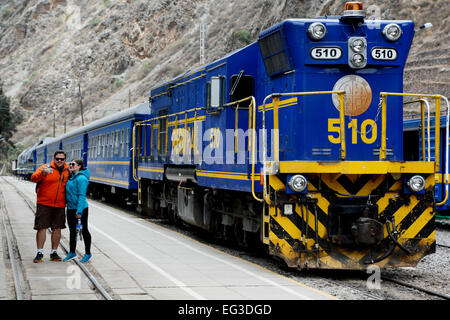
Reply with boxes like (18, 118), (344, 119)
(0, 190), (27, 300)
(0, 177), (113, 300)
(380, 275), (450, 300)
(437, 243), (450, 249)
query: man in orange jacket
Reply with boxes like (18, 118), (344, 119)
(31, 150), (70, 263)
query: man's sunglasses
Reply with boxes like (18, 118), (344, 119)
(55, 158), (65, 161)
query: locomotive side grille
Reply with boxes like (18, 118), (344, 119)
(258, 30), (293, 77)
(311, 148), (332, 156)
(373, 148), (393, 156)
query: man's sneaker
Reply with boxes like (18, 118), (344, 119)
(49, 252), (62, 262)
(33, 252), (44, 263)
(80, 254), (92, 263)
(63, 252), (77, 262)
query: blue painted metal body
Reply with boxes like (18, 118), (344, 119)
(141, 18), (415, 193)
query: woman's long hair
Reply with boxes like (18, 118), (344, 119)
(72, 158), (85, 171)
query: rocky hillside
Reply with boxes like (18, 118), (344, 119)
(0, 0), (448, 148)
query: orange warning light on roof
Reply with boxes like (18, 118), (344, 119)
(345, 2), (363, 11)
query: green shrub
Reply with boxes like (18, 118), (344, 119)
(137, 60), (156, 80)
(235, 30), (251, 44)
(91, 17), (101, 27)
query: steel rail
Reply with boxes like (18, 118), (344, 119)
(381, 275), (450, 300)
(437, 243), (450, 249)
(0, 190), (24, 300)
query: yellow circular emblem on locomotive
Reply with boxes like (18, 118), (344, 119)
(332, 75), (372, 116)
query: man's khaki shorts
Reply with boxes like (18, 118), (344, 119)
(34, 204), (66, 230)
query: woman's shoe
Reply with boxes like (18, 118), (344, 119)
(63, 252), (77, 262)
(80, 254), (92, 263)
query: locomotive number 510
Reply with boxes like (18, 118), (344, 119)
(328, 118), (377, 144)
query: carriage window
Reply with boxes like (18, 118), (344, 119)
(126, 128), (130, 157)
(114, 130), (120, 155)
(110, 132), (114, 157)
(94, 136), (98, 157)
(100, 136), (103, 158)
(106, 133), (109, 158)
(99, 135), (103, 157)
(120, 129), (125, 157)
(101, 135), (105, 157)
(97, 136), (101, 156)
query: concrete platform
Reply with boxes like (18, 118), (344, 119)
(0, 177), (336, 300)
(0, 179), (99, 300)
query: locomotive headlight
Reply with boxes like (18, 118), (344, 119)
(407, 175), (426, 193)
(382, 23), (402, 41)
(351, 53), (365, 67)
(288, 175), (308, 193)
(351, 38), (365, 52)
(307, 22), (327, 41)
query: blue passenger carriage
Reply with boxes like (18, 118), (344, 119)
(134, 2), (447, 270)
(85, 103), (150, 203)
(46, 138), (63, 163)
(16, 143), (38, 179)
(35, 137), (56, 167)
(61, 129), (86, 166)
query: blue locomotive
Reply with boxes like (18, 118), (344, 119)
(16, 2), (448, 270)
(133, 2), (446, 270)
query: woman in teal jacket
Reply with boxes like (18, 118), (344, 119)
(63, 158), (92, 263)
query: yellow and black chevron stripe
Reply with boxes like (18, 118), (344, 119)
(267, 173), (435, 270)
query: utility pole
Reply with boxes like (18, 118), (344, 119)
(64, 107), (66, 134)
(200, 23), (205, 65)
(62, 82), (70, 134)
(77, 78), (85, 126)
(129, 89), (131, 108)
(52, 106), (57, 137)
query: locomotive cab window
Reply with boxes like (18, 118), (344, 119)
(230, 74), (254, 108)
(207, 76), (226, 112)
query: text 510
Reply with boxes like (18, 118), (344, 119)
(328, 118), (377, 144)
